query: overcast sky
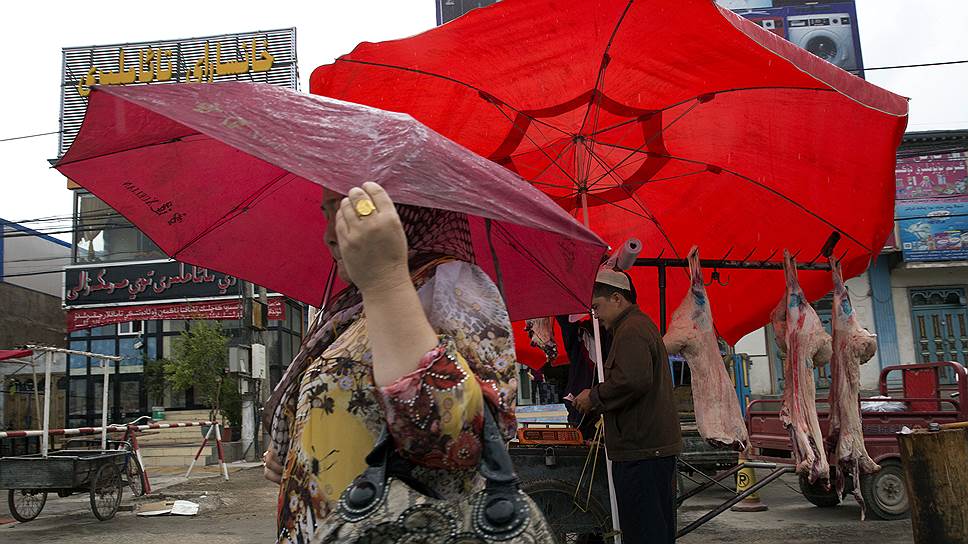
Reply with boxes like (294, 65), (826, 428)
(1, 0), (966, 238)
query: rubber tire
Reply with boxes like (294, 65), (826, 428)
(522, 478), (612, 543)
(799, 471), (841, 508)
(90, 462), (123, 521)
(7, 489), (47, 522)
(126, 456), (146, 497)
(860, 459), (910, 521)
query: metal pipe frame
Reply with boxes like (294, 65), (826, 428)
(676, 465), (795, 539)
(636, 257), (832, 271)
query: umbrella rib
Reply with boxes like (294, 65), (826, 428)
(582, 144), (683, 261)
(588, 85), (833, 137)
(594, 142), (873, 252)
(55, 134), (202, 168)
(587, 100), (701, 189)
(170, 171), (293, 258)
(577, 0), (635, 137)
(510, 138), (576, 190)
(335, 58), (571, 138)
(489, 103), (583, 189)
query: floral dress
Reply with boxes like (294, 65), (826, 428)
(270, 259), (518, 543)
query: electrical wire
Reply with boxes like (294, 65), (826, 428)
(850, 59), (968, 73)
(0, 130), (61, 143)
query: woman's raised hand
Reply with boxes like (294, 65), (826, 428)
(335, 182), (410, 295)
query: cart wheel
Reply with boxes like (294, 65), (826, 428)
(860, 459), (909, 520)
(90, 462), (123, 521)
(522, 478), (611, 544)
(799, 472), (840, 508)
(125, 456), (147, 497)
(7, 489), (47, 522)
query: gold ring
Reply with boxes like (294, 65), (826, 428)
(354, 198), (376, 217)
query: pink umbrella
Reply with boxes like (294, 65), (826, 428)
(55, 83), (606, 320)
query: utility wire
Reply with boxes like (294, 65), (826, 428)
(0, 130), (61, 143)
(0, 62), (962, 144)
(851, 59), (968, 73)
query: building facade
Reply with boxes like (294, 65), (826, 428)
(58, 29), (305, 427)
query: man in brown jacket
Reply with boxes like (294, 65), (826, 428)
(574, 268), (682, 544)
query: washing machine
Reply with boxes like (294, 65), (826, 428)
(786, 13), (858, 71)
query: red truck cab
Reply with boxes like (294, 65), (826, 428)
(746, 361), (967, 520)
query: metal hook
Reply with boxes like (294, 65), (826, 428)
(704, 268), (730, 287)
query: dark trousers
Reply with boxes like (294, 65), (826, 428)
(611, 456), (677, 544)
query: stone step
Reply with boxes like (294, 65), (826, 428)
(139, 444), (211, 458)
(141, 455), (203, 468)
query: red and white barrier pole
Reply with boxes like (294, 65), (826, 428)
(0, 420), (215, 439)
(185, 422), (229, 481)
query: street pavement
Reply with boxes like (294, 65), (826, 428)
(1, 464), (914, 543)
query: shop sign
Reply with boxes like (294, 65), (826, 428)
(897, 199), (968, 262)
(59, 28), (297, 156)
(895, 153), (968, 201)
(64, 260), (240, 307)
(66, 298), (285, 332)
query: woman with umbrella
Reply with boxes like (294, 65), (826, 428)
(262, 182), (544, 542)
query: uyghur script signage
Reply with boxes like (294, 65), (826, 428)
(59, 28), (297, 156)
(64, 261), (240, 307)
(66, 298), (285, 332)
(896, 152), (968, 201)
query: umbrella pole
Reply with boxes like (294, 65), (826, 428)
(592, 312), (624, 544)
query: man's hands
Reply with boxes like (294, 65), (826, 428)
(263, 449), (283, 485)
(573, 388), (594, 414)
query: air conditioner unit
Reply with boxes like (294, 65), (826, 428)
(227, 346), (250, 375)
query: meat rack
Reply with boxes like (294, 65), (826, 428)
(631, 234), (840, 538)
(636, 232), (841, 334)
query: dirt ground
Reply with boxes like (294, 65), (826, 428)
(2, 465), (915, 543)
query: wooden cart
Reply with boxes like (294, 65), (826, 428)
(1, 450), (127, 521)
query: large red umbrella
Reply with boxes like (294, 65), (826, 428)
(55, 83), (606, 321)
(310, 0), (909, 343)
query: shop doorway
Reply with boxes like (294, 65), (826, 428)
(910, 287), (968, 384)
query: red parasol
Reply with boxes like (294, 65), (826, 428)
(55, 83), (606, 321)
(0, 350), (33, 362)
(310, 0), (909, 343)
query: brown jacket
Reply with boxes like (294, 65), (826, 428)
(589, 306), (682, 461)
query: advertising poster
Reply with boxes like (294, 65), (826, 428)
(896, 199), (968, 262)
(719, 0), (864, 76)
(895, 153), (968, 201)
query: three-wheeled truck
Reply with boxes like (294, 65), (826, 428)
(746, 361), (967, 520)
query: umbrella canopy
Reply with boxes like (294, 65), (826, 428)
(310, 0), (908, 343)
(55, 83), (606, 321)
(0, 349), (33, 362)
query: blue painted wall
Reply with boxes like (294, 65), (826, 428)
(869, 254), (900, 368)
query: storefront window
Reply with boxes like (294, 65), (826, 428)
(69, 377), (88, 416)
(92, 325), (116, 337)
(73, 192), (166, 264)
(147, 337), (158, 360)
(119, 338), (143, 373)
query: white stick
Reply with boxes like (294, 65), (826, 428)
(101, 358), (110, 450)
(42, 352), (52, 458)
(30, 354), (41, 432)
(592, 312), (623, 544)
